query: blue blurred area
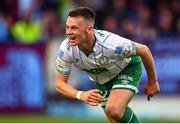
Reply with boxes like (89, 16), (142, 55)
(0, 44), (46, 112)
(140, 37), (180, 95)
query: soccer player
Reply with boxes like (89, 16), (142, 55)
(55, 7), (160, 123)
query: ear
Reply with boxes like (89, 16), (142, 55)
(87, 26), (93, 33)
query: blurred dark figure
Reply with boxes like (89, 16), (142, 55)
(10, 12), (42, 44)
(171, 0), (180, 35)
(111, 0), (127, 23)
(156, 1), (176, 37)
(0, 12), (14, 42)
(121, 18), (136, 40)
(134, 3), (157, 43)
(0, 0), (17, 42)
(102, 16), (121, 35)
(41, 9), (64, 41)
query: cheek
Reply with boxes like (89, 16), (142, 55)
(75, 28), (87, 41)
(77, 31), (85, 38)
(80, 33), (87, 41)
(76, 35), (84, 43)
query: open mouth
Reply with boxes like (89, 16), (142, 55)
(68, 36), (77, 45)
(69, 36), (76, 41)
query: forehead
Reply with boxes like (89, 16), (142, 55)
(66, 16), (85, 26)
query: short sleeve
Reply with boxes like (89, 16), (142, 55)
(55, 42), (72, 76)
(113, 35), (136, 57)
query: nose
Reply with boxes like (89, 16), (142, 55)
(66, 28), (72, 35)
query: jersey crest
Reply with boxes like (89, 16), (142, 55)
(98, 56), (109, 65)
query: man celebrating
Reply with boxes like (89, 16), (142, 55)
(55, 7), (160, 123)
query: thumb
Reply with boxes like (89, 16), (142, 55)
(147, 94), (153, 101)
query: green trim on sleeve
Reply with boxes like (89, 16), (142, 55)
(131, 41), (136, 55)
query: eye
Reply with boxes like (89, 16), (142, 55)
(66, 25), (69, 29)
(66, 25), (78, 31)
(71, 26), (78, 30)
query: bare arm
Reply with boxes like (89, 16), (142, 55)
(55, 70), (103, 105)
(136, 43), (160, 100)
(55, 70), (78, 99)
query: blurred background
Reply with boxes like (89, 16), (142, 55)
(0, 0), (179, 123)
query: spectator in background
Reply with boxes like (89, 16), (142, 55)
(0, 0), (178, 44)
(0, 12), (11, 42)
(0, 0), (18, 22)
(121, 18), (136, 40)
(133, 3), (157, 44)
(0, 0), (17, 43)
(41, 9), (64, 41)
(59, 0), (77, 24)
(177, 18), (180, 34)
(156, 1), (175, 37)
(18, 0), (35, 18)
(102, 16), (121, 35)
(11, 12), (42, 44)
(110, 0), (127, 24)
(171, 0), (179, 34)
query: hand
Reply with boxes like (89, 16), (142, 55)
(80, 89), (103, 106)
(144, 80), (160, 101)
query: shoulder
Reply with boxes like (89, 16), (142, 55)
(94, 29), (132, 43)
(94, 29), (112, 36)
(59, 38), (70, 51)
(94, 29), (133, 48)
(58, 38), (74, 58)
(94, 29), (113, 41)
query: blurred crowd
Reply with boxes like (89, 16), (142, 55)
(0, 0), (179, 44)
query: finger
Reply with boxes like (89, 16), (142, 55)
(90, 92), (103, 100)
(147, 94), (153, 101)
(98, 94), (103, 101)
(89, 95), (103, 102)
(87, 100), (101, 104)
(87, 97), (102, 103)
(88, 101), (99, 106)
(89, 95), (97, 101)
(91, 89), (102, 94)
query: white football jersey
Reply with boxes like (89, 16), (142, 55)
(56, 29), (136, 84)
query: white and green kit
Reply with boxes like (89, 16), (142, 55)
(56, 29), (142, 108)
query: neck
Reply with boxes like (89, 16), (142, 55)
(78, 33), (96, 54)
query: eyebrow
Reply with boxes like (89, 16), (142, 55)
(66, 24), (79, 30)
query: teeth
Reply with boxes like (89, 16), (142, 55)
(69, 37), (75, 40)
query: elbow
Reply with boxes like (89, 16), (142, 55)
(55, 82), (59, 91)
(55, 70), (68, 92)
(55, 81), (64, 92)
(136, 44), (149, 57)
(142, 45), (149, 55)
(55, 82), (60, 92)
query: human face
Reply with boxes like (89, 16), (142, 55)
(66, 16), (90, 46)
